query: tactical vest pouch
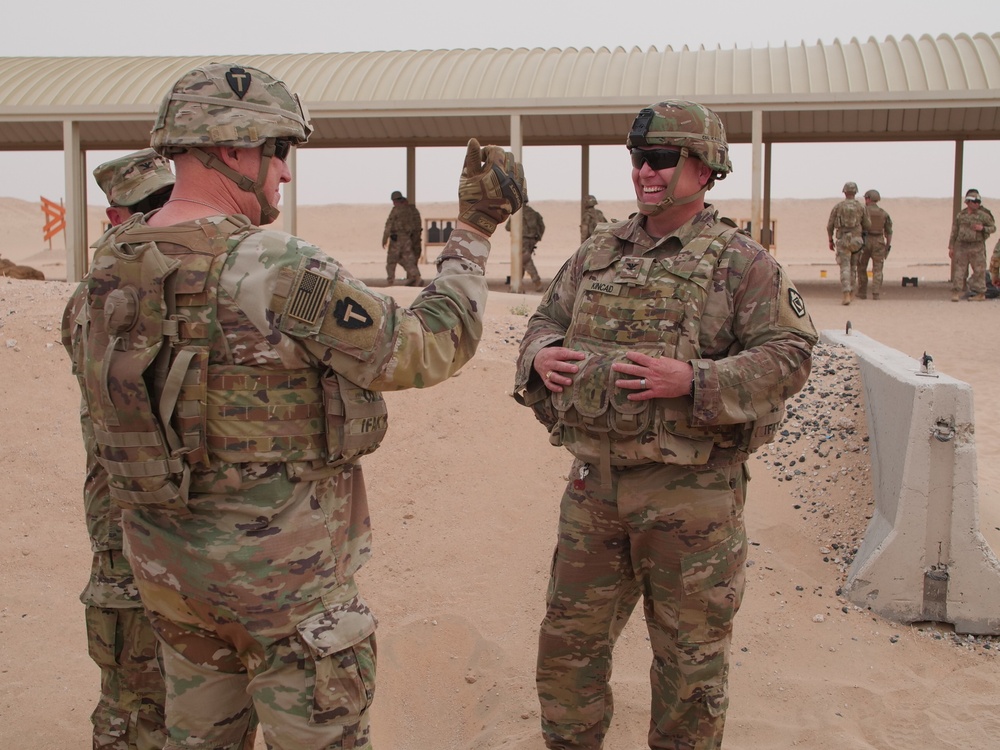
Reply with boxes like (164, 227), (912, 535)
(322, 371), (388, 467)
(551, 353), (651, 438)
(957, 221), (980, 242)
(85, 240), (191, 513)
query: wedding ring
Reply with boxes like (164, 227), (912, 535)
(640, 378), (647, 388)
(545, 371), (553, 380)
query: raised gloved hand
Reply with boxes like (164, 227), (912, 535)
(458, 138), (527, 236)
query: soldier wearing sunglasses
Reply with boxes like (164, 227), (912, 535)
(514, 100), (816, 750)
(950, 188), (996, 301)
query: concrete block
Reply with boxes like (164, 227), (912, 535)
(822, 329), (1000, 634)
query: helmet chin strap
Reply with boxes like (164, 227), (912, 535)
(189, 139), (281, 225)
(635, 148), (711, 217)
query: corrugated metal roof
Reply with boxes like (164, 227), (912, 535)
(0, 32), (997, 151)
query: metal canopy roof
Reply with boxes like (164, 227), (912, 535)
(1, 32), (998, 152)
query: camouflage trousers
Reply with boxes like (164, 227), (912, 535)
(856, 237), (888, 296)
(139, 579), (375, 750)
(519, 238), (541, 284)
(537, 459), (748, 750)
(834, 233), (864, 292)
(386, 235), (421, 283)
(951, 241), (987, 294)
(85, 603), (167, 750)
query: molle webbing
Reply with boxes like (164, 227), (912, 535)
(205, 367), (326, 463)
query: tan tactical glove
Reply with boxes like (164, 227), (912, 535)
(458, 138), (526, 236)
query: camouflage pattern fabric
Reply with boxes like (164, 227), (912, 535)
(383, 202), (423, 282)
(990, 238), (1000, 282)
(63, 288), (171, 750)
(506, 204), (546, 285)
(950, 206), (995, 294)
(538, 460), (747, 748)
(93, 150), (174, 208)
(857, 203), (893, 297)
(514, 207), (816, 749)
(580, 205), (607, 243)
(827, 198), (870, 293)
(69, 216), (491, 748)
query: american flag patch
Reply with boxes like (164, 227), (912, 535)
(287, 269), (331, 323)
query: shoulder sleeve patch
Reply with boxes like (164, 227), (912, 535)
(775, 271), (815, 335)
(787, 288), (806, 318)
(318, 279), (384, 353)
(286, 268), (332, 325)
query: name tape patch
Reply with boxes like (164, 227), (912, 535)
(585, 280), (623, 296)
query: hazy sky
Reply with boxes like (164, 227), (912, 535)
(3, 0), (999, 205)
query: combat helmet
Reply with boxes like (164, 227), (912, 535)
(625, 100), (731, 215)
(843, 182), (859, 195)
(965, 189), (982, 203)
(150, 63), (312, 224)
(585, 195), (598, 208)
(864, 189), (881, 202)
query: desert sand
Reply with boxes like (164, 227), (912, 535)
(1, 195), (999, 749)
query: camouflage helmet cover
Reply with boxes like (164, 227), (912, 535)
(151, 63), (312, 155)
(965, 188), (982, 202)
(842, 182), (859, 194)
(391, 190), (404, 201)
(625, 100), (732, 177)
(864, 189), (881, 202)
(585, 194), (598, 207)
(94, 149), (174, 207)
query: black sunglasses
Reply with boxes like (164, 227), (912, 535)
(630, 148), (682, 171)
(273, 138), (295, 162)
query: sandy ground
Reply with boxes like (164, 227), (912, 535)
(2, 195), (999, 749)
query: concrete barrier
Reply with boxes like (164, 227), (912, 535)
(822, 329), (1000, 635)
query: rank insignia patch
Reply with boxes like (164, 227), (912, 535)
(226, 67), (251, 99)
(287, 269), (331, 324)
(788, 288), (806, 318)
(334, 297), (374, 329)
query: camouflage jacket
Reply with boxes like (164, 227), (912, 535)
(827, 198), (871, 238)
(382, 203), (423, 245)
(950, 206), (996, 247)
(514, 207), (817, 467)
(65, 216), (491, 617)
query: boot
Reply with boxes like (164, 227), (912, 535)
(856, 291), (867, 300)
(970, 292), (986, 301)
(872, 293), (880, 300)
(532, 278), (544, 292)
(951, 291), (961, 302)
(841, 291), (851, 306)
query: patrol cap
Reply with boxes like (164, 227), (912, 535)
(391, 190), (404, 201)
(94, 149), (175, 207)
(843, 182), (858, 194)
(864, 189), (881, 202)
(965, 189), (982, 203)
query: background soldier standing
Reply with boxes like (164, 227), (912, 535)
(65, 62), (525, 749)
(580, 194), (607, 242)
(64, 150), (175, 750)
(857, 189), (893, 300)
(949, 188), (996, 301)
(827, 181), (870, 305)
(505, 200), (545, 290)
(514, 100), (816, 750)
(382, 189), (423, 286)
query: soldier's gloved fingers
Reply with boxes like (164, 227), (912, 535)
(462, 138), (485, 177)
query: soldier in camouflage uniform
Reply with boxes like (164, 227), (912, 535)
(826, 181), (870, 306)
(857, 189), (893, 300)
(505, 201), (546, 290)
(382, 190), (424, 286)
(63, 63), (526, 750)
(513, 100), (816, 750)
(64, 150), (174, 750)
(580, 194), (607, 243)
(949, 189), (995, 301)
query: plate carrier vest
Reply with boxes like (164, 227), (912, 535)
(546, 218), (783, 475)
(79, 214), (387, 513)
